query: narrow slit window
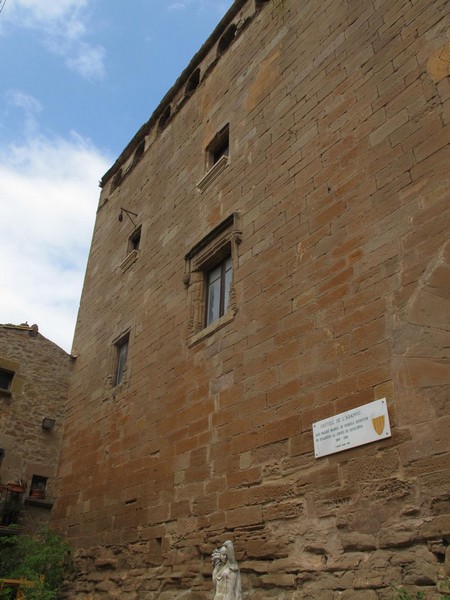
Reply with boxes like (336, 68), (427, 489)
(114, 335), (129, 386)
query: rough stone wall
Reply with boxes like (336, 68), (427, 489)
(0, 325), (72, 532)
(53, 0), (450, 597)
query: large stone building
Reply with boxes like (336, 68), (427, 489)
(53, 0), (450, 597)
(0, 324), (72, 532)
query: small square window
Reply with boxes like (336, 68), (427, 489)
(30, 475), (47, 499)
(197, 125), (230, 191)
(119, 226), (141, 272)
(207, 124), (229, 168)
(0, 368), (13, 392)
(114, 335), (129, 386)
(129, 226), (142, 252)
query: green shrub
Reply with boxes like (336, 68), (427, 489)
(0, 528), (71, 599)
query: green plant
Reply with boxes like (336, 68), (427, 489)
(392, 589), (426, 600)
(0, 528), (71, 599)
(391, 586), (450, 600)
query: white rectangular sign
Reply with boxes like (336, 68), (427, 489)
(313, 398), (391, 458)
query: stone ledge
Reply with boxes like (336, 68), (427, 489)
(196, 155), (229, 192)
(24, 497), (53, 509)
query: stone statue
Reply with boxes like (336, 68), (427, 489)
(211, 540), (242, 600)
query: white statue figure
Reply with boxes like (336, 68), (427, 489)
(211, 540), (242, 600)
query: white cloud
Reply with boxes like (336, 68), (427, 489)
(167, 1), (188, 10)
(6, 0), (89, 24)
(67, 43), (106, 81)
(166, 0), (231, 14)
(3, 0), (106, 80)
(0, 126), (111, 353)
(5, 90), (42, 136)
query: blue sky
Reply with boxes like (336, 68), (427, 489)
(0, 0), (233, 351)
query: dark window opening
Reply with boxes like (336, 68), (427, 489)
(205, 254), (232, 326)
(30, 475), (47, 499)
(158, 105), (172, 132)
(1, 489), (22, 526)
(133, 139), (145, 165)
(0, 368), (13, 392)
(128, 226), (142, 252)
(217, 24), (237, 56)
(114, 334), (129, 386)
(212, 138), (229, 165)
(185, 68), (201, 97)
(256, 0), (270, 8)
(207, 125), (229, 168)
(111, 168), (123, 192)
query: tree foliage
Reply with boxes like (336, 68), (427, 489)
(0, 528), (71, 600)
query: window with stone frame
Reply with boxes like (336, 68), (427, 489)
(0, 368), (14, 393)
(206, 124), (229, 169)
(184, 212), (241, 344)
(119, 224), (142, 272)
(114, 333), (129, 386)
(128, 225), (142, 253)
(29, 475), (48, 499)
(0, 358), (22, 397)
(197, 124), (230, 191)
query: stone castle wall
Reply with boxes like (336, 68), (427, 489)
(0, 325), (72, 531)
(53, 0), (450, 597)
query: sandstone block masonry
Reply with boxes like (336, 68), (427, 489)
(53, 0), (450, 597)
(0, 324), (72, 532)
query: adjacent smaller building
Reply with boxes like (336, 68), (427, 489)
(0, 323), (72, 533)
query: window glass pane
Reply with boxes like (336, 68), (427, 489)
(206, 257), (232, 326)
(224, 258), (232, 313)
(208, 264), (221, 284)
(115, 340), (128, 385)
(207, 276), (221, 325)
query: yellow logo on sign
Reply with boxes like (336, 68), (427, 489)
(371, 415), (385, 436)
